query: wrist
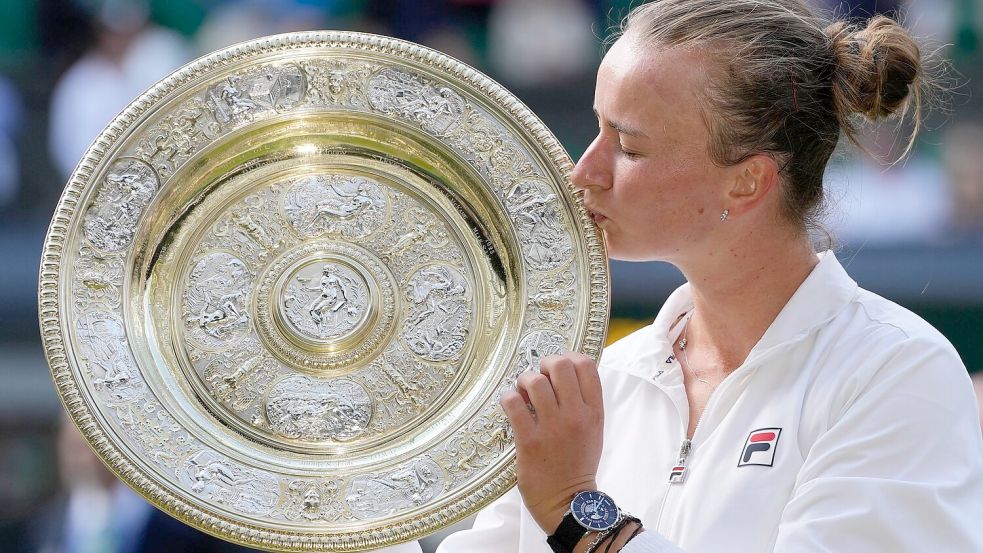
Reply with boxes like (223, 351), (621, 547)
(547, 490), (629, 553)
(542, 482), (599, 534)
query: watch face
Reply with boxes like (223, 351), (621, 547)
(571, 491), (620, 531)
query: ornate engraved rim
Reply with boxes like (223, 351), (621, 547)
(39, 30), (609, 551)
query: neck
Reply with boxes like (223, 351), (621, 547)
(676, 230), (818, 371)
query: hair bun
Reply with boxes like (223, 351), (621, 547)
(825, 15), (922, 121)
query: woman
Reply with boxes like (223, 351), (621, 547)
(387, 1), (983, 551)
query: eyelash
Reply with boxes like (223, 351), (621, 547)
(619, 146), (642, 160)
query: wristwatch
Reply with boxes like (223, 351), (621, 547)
(547, 490), (622, 553)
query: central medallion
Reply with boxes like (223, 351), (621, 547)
(281, 260), (369, 343)
(256, 241), (397, 373)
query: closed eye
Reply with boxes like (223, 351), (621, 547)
(619, 146), (642, 160)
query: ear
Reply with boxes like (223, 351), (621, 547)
(726, 154), (780, 215)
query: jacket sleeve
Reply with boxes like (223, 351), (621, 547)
(433, 486), (523, 552)
(773, 337), (983, 551)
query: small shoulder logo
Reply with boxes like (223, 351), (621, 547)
(738, 428), (782, 467)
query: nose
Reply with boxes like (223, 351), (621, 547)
(571, 133), (611, 191)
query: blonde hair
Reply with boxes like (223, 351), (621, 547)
(620, 0), (930, 230)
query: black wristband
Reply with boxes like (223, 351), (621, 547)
(547, 512), (590, 553)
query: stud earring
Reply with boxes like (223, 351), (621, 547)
(720, 209), (730, 222)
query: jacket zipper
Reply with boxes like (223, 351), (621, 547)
(652, 358), (753, 532)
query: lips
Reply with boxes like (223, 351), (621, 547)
(585, 205), (607, 225)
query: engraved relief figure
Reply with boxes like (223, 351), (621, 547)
(307, 268), (352, 324)
(403, 265), (471, 361)
(76, 311), (139, 393)
(207, 66), (305, 126)
(283, 479), (344, 522)
(506, 180), (573, 271)
(445, 108), (538, 189)
(181, 451), (278, 515)
(283, 174), (387, 239)
(209, 190), (285, 262)
(382, 364), (423, 407)
(443, 410), (513, 479)
(200, 348), (277, 412)
(300, 59), (371, 106)
(282, 262), (368, 341)
(183, 252), (253, 347)
(135, 98), (220, 179)
(223, 76), (256, 116)
(265, 376), (373, 441)
(380, 206), (450, 259)
(346, 458), (445, 520)
(82, 158), (160, 252)
(367, 68), (465, 136)
(235, 210), (278, 250)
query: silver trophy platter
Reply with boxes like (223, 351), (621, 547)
(38, 31), (608, 551)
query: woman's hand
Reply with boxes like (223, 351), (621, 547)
(499, 352), (605, 535)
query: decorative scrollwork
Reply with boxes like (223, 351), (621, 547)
(300, 59), (374, 107)
(206, 64), (305, 126)
(505, 179), (573, 271)
(73, 247), (124, 310)
(367, 68), (465, 136)
(346, 458), (446, 520)
(180, 450), (279, 515)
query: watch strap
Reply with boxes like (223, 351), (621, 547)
(547, 511), (590, 553)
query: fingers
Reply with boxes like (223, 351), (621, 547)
(500, 390), (535, 439)
(569, 352), (603, 409)
(501, 352), (603, 434)
(540, 353), (602, 409)
(517, 369), (557, 415)
(539, 355), (583, 407)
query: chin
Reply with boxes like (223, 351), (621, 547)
(606, 249), (659, 263)
(604, 241), (667, 263)
(599, 232), (664, 262)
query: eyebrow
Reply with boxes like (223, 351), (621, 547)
(593, 108), (649, 139)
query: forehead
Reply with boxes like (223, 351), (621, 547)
(595, 37), (711, 128)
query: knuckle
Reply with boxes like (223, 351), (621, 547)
(572, 353), (597, 371)
(499, 391), (523, 411)
(538, 354), (563, 371)
(516, 371), (537, 388)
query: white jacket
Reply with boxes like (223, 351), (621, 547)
(385, 252), (983, 552)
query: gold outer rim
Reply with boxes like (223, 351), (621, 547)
(38, 30), (610, 551)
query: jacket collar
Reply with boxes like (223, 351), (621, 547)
(613, 251), (859, 379)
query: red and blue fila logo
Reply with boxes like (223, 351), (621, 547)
(738, 428), (782, 467)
